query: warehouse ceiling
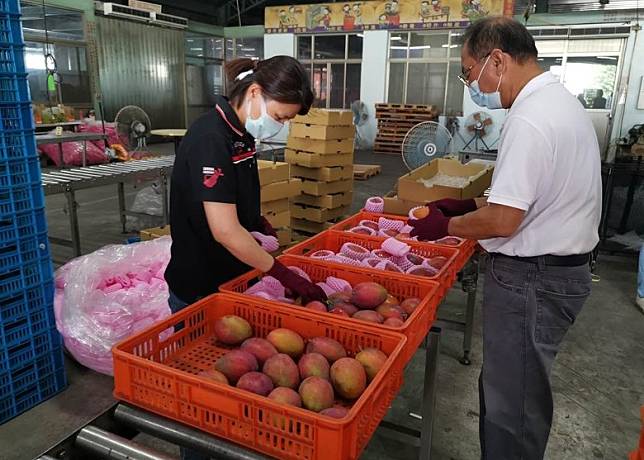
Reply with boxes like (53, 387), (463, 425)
(111, 0), (315, 26)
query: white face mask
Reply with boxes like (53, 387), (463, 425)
(468, 55), (503, 110)
(245, 96), (284, 140)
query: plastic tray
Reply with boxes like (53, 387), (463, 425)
(0, 0), (20, 16)
(0, 281), (53, 324)
(113, 293), (408, 460)
(0, 103), (33, 131)
(0, 129), (37, 160)
(0, 184), (44, 216)
(329, 211), (478, 271)
(220, 255), (442, 364)
(0, 325), (61, 374)
(0, 156), (40, 189)
(0, 44), (25, 74)
(283, 230), (460, 294)
(0, 14), (23, 46)
(0, 74), (29, 104)
(0, 233), (47, 271)
(0, 347), (64, 401)
(0, 256), (52, 301)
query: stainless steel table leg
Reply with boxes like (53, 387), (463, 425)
(58, 143), (64, 167)
(160, 172), (169, 226)
(418, 327), (441, 460)
(460, 253), (479, 366)
(117, 182), (126, 234)
(82, 140), (87, 167)
(65, 189), (81, 257)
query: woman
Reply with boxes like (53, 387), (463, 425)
(165, 55), (325, 318)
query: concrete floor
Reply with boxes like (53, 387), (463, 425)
(0, 146), (642, 459)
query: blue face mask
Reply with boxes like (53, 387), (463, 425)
(245, 96), (284, 140)
(468, 55), (503, 110)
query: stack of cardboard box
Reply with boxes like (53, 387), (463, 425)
(258, 160), (301, 246)
(285, 109), (355, 234)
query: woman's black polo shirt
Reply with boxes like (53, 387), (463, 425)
(164, 96), (261, 303)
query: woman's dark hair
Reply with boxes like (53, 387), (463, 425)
(225, 56), (314, 115)
(463, 16), (538, 64)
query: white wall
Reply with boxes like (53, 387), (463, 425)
(359, 30), (389, 148)
(615, 28), (644, 139)
(263, 33), (295, 58)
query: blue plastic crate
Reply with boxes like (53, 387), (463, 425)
(0, 282), (53, 326)
(0, 129), (36, 160)
(15, 208), (47, 239)
(0, 236), (45, 273)
(0, 74), (29, 104)
(0, 185), (44, 217)
(0, 0), (20, 16)
(0, 44), (24, 74)
(0, 14), (23, 46)
(0, 256), (52, 301)
(0, 305), (55, 350)
(0, 104), (33, 131)
(0, 345), (63, 399)
(0, 366), (66, 425)
(0, 325), (60, 374)
(0, 157), (40, 189)
(0, 217), (15, 242)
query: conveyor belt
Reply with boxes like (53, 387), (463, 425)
(41, 156), (175, 195)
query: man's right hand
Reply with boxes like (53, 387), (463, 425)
(266, 260), (327, 304)
(430, 198), (477, 217)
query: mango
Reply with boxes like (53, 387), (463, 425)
(305, 300), (328, 312)
(400, 298), (421, 315)
(384, 317), (405, 327)
(268, 387), (302, 407)
(214, 315), (252, 345)
(352, 310), (384, 324)
(305, 337), (347, 363)
(330, 358), (367, 400)
(214, 350), (258, 384)
(320, 406), (349, 419)
(334, 301), (358, 316)
(299, 376), (334, 412)
(298, 352), (330, 380)
(355, 348), (388, 381)
(198, 369), (228, 385)
(375, 303), (405, 320)
(262, 353), (300, 389)
(236, 371), (274, 396)
(328, 307), (350, 317)
(267, 328), (305, 358)
(351, 282), (388, 309)
(240, 338), (278, 365)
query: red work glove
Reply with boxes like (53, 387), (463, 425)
(430, 198), (477, 217)
(408, 204), (451, 241)
(266, 260), (327, 304)
(259, 216), (277, 238)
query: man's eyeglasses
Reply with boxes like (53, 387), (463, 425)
(457, 53), (491, 87)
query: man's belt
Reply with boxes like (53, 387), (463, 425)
(490, 252), (590, 267)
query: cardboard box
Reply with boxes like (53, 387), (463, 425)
(261, 198), (290, 215)
(290, 123), (355, 141)
(383, 194), (423, 216)
(275, 228), (292, 247)
(397, 158), (493, 203)
(293, 108), (353, 126)
(287, 137), (354, 155)
(285, 149), (353, 168)
(258, 160), (289, 186)
(265, 210), (291, 228)
(293, 191), (352, 209)
(291, 204), (350, 223)
(291, 165), (353, 182)
(140, 225), (171, 240)
(291, 218), (333, 234)
(301, 179), (353, 196)
(260, 179), (302, 202)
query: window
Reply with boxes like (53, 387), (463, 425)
(225, 37), (264, 60)
(297, 34), (362, 109)
(20, 2), (84, 41)
(386, 31), (463, 115)
(535, 37), (623, 111)
(185, 33), (225, 125)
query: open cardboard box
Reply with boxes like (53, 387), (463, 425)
(397, 158), (493, 203)
(257, 160), (289, 186)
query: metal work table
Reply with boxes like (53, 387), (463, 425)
(36, 132), (108, 167)
(150, 129), (187, 154)
(42, 156), (175, 258)
(35, 121), (83, 131)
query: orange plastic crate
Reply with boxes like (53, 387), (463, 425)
(113, 293), (407, 460)
(329, 211), (478, 271)
(219, 255), (441, 364)
(283, 230), (460, 294)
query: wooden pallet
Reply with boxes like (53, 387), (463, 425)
(375, 103), (439, 111)
(353, 164), (381, 180)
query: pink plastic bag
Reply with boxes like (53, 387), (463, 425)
(78, 120), (121, 148)
(39, 131), (109, 167)
(53, 237), (172, 375)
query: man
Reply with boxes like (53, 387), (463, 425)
(592, 88), (607, 109)
(407, 17), (601, 460)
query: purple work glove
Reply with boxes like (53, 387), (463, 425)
(430, 198), (477, 217)
(259, 216), (277, 238)
(408, 204), (451, 241)
(266, 260), (327, 304)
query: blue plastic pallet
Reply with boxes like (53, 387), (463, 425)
(0, 0), (19, 16)
(0, 326), (61, 374)
(0, 281), (52, 325)
(0, 256), (52, 302)
(0, 129), (37, 160)
(0, 366), (66, 424)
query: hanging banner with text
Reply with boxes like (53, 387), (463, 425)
(265, 0), (514, 33)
